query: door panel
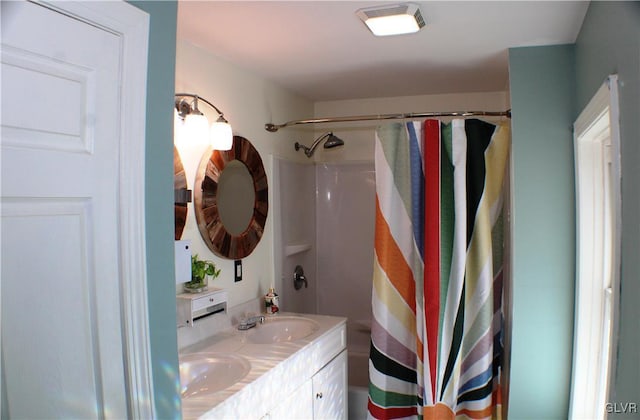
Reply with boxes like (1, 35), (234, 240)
(1, 46), (94, 153)
(268, 379), (313, 419)
(313, 350), (348, 420)
(2, 199), (103, 418)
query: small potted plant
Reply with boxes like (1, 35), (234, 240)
(184, 254), (221, 293)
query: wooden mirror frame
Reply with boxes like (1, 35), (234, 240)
(174, 146), (188, 240)
(194, 135), (268, 259)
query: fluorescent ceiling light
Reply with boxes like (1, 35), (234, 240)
(357, 3), (425, 37)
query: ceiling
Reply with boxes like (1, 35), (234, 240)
(177, 1), (589, 102)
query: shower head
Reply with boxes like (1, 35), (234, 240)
(294, 132), (345, 158)
(323, 134), (345, 149)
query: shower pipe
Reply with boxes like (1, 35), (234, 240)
(265, 109), (511, 132)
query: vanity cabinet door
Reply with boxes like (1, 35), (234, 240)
(267, 378), (313, 420)
(313, 349), (348, 420)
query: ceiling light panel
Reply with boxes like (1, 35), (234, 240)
(357, 3), (425, 37)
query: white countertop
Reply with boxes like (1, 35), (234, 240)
(180, 312), (347, 419)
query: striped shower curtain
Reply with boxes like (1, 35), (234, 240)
(369, 119), (510, 419)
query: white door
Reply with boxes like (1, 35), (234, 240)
(313, 350), (348, 420)
(1, 1), (151, 418)
(268, 379), (313, 419)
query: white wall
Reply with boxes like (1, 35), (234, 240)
(175, 40), (314, 309)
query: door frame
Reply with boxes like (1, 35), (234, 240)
(569, 75), (621, 419)
(33, 1), (154, 417)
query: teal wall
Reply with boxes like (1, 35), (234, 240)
(129, 2), (181, 418)
(508, 3), (640, 417)
(508, 45), (576, 419)
(575, 2), (640, 416)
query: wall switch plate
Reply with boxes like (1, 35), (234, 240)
(234, 260), (242, 282)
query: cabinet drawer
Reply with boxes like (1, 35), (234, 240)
(176, 288), (228, 327)
(313, 322), (347, 372)
(192, 293), (223, 312)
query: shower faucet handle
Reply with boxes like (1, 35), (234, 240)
(293, 265), (308, 290)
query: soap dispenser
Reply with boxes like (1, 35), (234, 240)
(265, 286), (279, 315)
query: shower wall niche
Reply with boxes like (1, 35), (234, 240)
(274, 158), (375, 389)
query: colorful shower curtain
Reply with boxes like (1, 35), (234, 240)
(369, 119), (510, 419)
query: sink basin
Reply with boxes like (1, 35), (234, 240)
(179, 353), (250, 399)
(246, 316), (319, 344)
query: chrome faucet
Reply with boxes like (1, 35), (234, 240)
(237, 315), (265, 330)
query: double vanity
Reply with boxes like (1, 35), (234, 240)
(179, 312), (347, 419)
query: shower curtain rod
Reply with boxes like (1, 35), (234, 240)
(264, 109), (511, 132)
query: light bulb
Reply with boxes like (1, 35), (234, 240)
(210, 121), (233, 150)
(184, 113), (209, 145)
(173, 109), (185, 144)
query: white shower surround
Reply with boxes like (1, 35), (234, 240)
(316, 162), (375, 388)
(275, 160), (375, 391)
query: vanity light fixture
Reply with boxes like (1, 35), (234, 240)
(175, 93), (233, 150)
(356, 3), (425, 37)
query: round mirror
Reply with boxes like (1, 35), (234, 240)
(217, 160), (255, 236)
(194, 135), (268, 259)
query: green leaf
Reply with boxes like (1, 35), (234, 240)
(191, 253), (221, 282)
